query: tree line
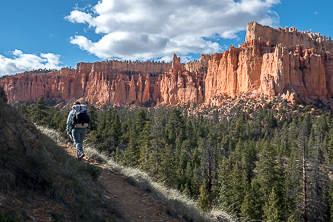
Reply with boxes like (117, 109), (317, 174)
(16, 97), (333, 221)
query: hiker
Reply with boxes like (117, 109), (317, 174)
(66, 101), (90, 160)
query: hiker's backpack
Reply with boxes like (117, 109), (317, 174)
(71, 104), (90, 128)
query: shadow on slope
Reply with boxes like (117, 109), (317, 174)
(0, 87), (122, 222)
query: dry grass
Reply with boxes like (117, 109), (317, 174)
(0, 93), (121, 221)
(83, 143), (236, 222)
(38, 126), (236, 221)
(37, 125), (67, 143)
(34, 126), (123, 221)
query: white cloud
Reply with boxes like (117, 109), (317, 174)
(0, 50), (62, 76)
(65, 0), (280, 62)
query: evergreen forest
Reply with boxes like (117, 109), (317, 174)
(16, 96), (333, 221)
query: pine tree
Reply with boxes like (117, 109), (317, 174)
(199, 136), (218, 207)
(191, 166), (201, 197)
(264, 188), (283, 222)
(120, 119), (132, 144)
(98, 108), (107, 132)
(285, 145), (302, 220)
(146, 115), (165, 176)
(182, 183), (191, 197)
(88, 104), (98, 131)
(242, 139), (256, 181)
(165, 108), (185, 145)
(300, 124), (309, 222)
(253, 141), (284, 219)
(306, 122), (330, 222)
(29, 97), (49, 125)
(114, 147), (122, 162)
(287, 214), (298, 222)
(123, 137), (140, 166)
(234, 138), (244, 163)
(240, 181), (263, 220)
(327, 129), (333, 164)
(217, 157), (232, 211)
(186, 119), (197, 147)
(135, 109), (148, 138)
(139, 121), (153, 171)
(229, 162), (246, 214)
(184, 161), (193, 196)
(111, 110), (122, 142)
(49, 107), (62, 129)
(106, 108), (114, 131)
(197, 183), (210, 211)
(158, 144), (177, 187)
(329, 180), (333, 222)
(233, 113), (245, 140)
(240, 193), (254, 220)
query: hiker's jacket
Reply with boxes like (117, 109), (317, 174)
(66, 110), (74, 132)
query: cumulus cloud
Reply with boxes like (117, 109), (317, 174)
(0, 50), (62, 76)
(65, 0), (280, 61)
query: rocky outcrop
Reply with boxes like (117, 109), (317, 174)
(245, 22), (333, 54)
(2, 22), (333, 107)
(204, 22), (333, 106)
(0, 55), (204, 106)
(184, 54), (213, 75)
(159, 54), (204, 105)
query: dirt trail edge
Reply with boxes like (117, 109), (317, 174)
(61, 142), (181, 222)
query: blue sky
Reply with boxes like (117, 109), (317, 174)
(0, 0), (332, 76)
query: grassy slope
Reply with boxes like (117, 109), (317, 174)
(41, 125), (235, 222)
(80, 135), (236, 222)
(0, 86), (234, 222)
(0, 88), (122, 222)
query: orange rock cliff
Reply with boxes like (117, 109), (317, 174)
(2, 21), (333, 107)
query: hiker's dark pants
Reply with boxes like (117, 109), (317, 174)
(72, 128), (87, 157)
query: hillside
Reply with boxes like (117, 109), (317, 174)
(42, 127), (184, 222)
(3, 75), (333, 221)
(0, 86), (180, 221)
(0, 87), (124, 221)
(2, 20), (333, 221)
(2, 22), (333, 108)
(0, 86), (234, 221)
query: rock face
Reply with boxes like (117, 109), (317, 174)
(204, 22), (333, 106)
(0, 54), (205, 106)
(159, 54), (205, 105)
(2, 22), (333, 107)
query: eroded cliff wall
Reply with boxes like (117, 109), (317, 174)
(2, 22), (333, 107)
(0, 54), (205, 106)
(204, 22), (333, 106)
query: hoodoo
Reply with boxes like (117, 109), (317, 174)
(204, 21), (333, 106)
(1, 22), (333, 107)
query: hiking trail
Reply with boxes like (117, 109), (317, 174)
(60, 141), (181, 222)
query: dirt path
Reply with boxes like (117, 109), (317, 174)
(62, 142), (181, 222)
